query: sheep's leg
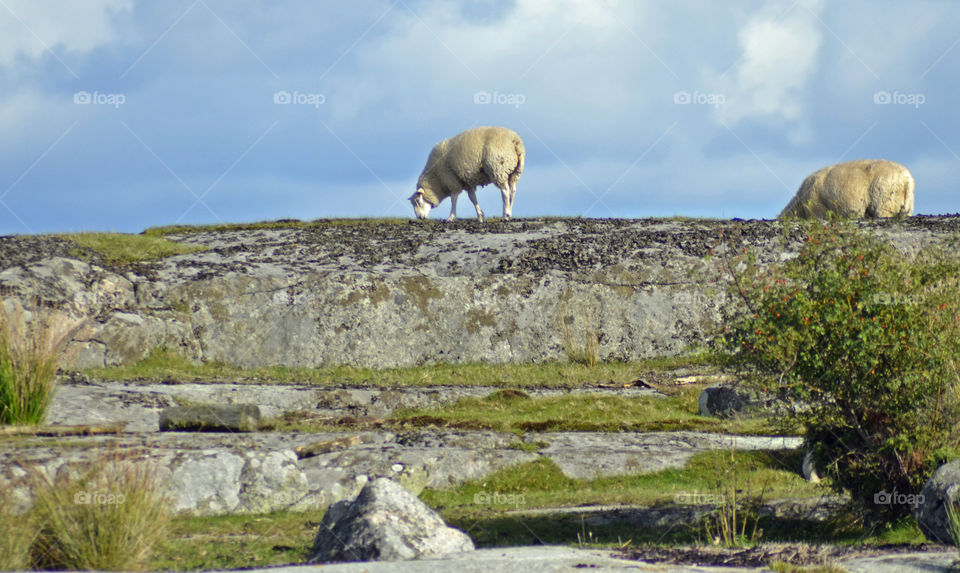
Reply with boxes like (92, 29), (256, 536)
(447, 191), (459, 221)
(499, 185), (512, 220)
(466, 188), (484, 223)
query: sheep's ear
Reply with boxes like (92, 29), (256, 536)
(416, 188), (425, 196)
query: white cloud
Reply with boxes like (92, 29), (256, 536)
(715, 0), (824, 127)
(0, 0), (132, 68)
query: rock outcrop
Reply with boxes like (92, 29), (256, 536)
(1, 217), (956, 369)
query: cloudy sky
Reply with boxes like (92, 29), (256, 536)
(1, 0), (958, 234)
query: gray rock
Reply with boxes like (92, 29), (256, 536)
(841, 550), (958, 573)
(698, 384), (753, 417)
(45, 379), (662, 432)
(3, 218), (951, 370)
(159, 405), (262, 432)
(241, 546), (731, 573)
(531, 431), (802, 479)
(309, 477), (474, 563)
(916, 459), (960, 544)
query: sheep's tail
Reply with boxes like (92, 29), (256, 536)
(512, 136), (525, 179)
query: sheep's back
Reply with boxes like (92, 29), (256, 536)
(781, 159), (912, 218)
(864, 161), (915, 217)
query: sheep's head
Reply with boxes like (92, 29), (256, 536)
(409, 188), (433, 219)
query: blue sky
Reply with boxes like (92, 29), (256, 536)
(2, 0), (959, 234)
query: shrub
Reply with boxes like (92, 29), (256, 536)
(719, 219), (960, 521)
(0, 298), (82, 425)
(29, 456), (171, 571)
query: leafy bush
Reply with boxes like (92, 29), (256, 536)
(720, 219), (960, 521)
(0, 298), (82, 425)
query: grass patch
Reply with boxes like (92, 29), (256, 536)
(386, 387), (783, 434)
(85, 347), (717, 389)
(61, 232), (206, 264)
(422, 453), (926, 549)
(424, 450), (820, 516)
(28, 456), (171, 571)
(422, 451), (825, 547)
(0, 485), (36, 570)
(1, 299), (82, 425)
(143, 217), (410, 237)
(149, 510), (326, 571)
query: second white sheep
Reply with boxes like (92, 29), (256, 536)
(779, 159), (915, 219)
(410, 126), (525, 223)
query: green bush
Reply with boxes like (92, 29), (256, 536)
(720, 219), (960, 521)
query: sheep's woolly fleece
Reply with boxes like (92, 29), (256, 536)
(779, 159), (915, 219)
(411, 126), (525, 222)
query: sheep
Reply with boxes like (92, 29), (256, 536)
(409, 126), (525, 223)
(778, 159), (914, 219)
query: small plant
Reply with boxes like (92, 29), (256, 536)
(558, 300), (600, 367)
(577, 514), (596, 547)
(29, 455), (171, 571)
(720, 219), (960, 521)
(0, 298), (83, 425)
(946, 499), (960, 562)
(702, 449), (767, 547)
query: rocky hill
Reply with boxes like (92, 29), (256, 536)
(1, 217), (956, 369)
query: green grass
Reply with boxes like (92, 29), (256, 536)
(421, 451), (818, 547)
(28, 457), (171, 571)
(149, 510), (325, 571)
(423, 450), (819, 517)
(85, 347), (717, 389)
(385, 387), (783, 434)
(143, 217), (410, 237)
(0, 485), (35, 570)
(0, 299), (79, 425)
(421, 452), (925, 549)
(61, 232), (206, 264)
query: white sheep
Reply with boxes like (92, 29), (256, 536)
(778, 159), (915, 219)
(409, 126), (525, 223)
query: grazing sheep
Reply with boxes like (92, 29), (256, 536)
(410, 126), (525, 223)
(778, 159), (914, 219)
